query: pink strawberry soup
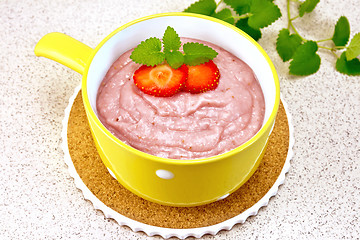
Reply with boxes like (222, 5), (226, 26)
(96, 38), (265, 159)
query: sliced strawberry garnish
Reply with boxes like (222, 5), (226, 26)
(183, 60), (220, 94)
(133, 64), (188, 97)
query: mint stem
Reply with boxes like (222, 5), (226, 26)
(335, 46), (347, 50)
(287, 0), (306, 41)
(316, 38), (333, 43)
(322, 48), (340, 59)
(290, 15), (299, 21)
(318, 45), (334, 51)
(233, 13), (253, 21)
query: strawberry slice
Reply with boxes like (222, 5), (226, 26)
(183, 60), (220, 94)
(133, 64), (188, 97)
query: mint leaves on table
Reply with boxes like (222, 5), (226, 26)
(345, 33), (360, 61)
(212, 8), (235, 24)
(289, 41), (321, 76)
(248, 0), (281, 29)
(336, 52), (360, 76)
(332, 16), (350, 47)
(276, 29), (302, 62)
(299, 0), (319, 17)
(184, 0), (281, 41)
(276, 0), (360, 76)
(184, 0), (218, 16)
(130, 26), (218, 69)
(183, 0), (360, 76)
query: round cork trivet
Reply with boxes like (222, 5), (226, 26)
(66, 88), (290, 231)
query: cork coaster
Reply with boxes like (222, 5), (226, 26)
(65, 87), (290, 232)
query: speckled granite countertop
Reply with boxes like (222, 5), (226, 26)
(1, 0), (359, 239)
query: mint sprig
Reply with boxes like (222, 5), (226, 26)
(130, 38), (165, 67)
(130, 26), (218, 69)
(183, 42), (218, 66)
(162, 26), (181, 52)
(275, 0), (360, 76)
(184, 0), (281, 43)
(183, 0), (360, 76)
(163, 26), (184, 69)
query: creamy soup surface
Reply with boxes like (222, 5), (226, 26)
(96, 38), (265, 159)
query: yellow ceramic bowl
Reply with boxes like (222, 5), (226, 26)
(35, 13), (280, 207)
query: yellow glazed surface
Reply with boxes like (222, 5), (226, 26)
(35, 12), (280, 206)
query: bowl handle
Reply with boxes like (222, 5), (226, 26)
(34, 32), (94, 75)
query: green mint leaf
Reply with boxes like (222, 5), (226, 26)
(248, 0), (282, 29)
(163, 26), (181, 52)
(235, 18), (262, 41)
(299, 0), (320, 17)
(276, 28), (303, 62)
(346, 33), (360, 61)
(183, 0), (217, 15)
(289, 41), (321, 76)
(332, 16), (350, 47)
(183, 42), (218, 66)
(130, 37), (165, 66)
(165, 50), (184, 69)
(212, 8), (235, 24)
(224, 0), (251, 15)
(336, 52), (360, 76)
